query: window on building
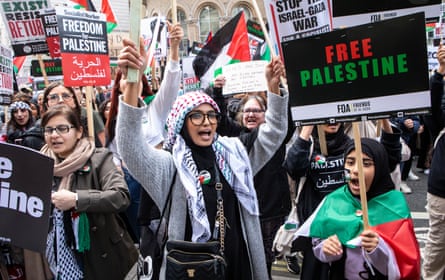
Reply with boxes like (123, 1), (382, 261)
(199, 5), (219, 43)
(231, 4), (252, 20)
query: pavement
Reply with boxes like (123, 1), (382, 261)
(271, 158), (429, 280)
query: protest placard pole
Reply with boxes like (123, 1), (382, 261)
(84, 86), (95, 142)
(352, 122), (369, 229)
(37, 54), (49, 87)
(316, 125), (328, 156)
(128, 0), (142, 83)
(171, 0), (177, 25)
(376, 120), (382, 138)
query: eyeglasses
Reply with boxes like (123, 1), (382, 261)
(188, 111), (221, 126)
(43, 124), (75, 135)
(243, 108), (265, 114)
(47, 93), (73, 103)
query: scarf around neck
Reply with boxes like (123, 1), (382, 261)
(172, 134), (259, 242)
(41, 138), (95, 191)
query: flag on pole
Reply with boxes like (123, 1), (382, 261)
(13, 56), (26, 74)
(193, 11), (250, 89)
(101, 0), (117, 33)
(296, 186), (421, 279)
(71, 0), (96, 11)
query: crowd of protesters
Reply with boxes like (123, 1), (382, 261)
(2, 21), (445, 280)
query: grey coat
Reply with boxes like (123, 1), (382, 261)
(116, 91), (288, 280)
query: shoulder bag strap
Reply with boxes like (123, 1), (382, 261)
(155, 171), (177, 245)
(213, 165), (225, 255)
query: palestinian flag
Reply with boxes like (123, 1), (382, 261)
(296, 185), (420, 279)
(70, 0), (96, 11)
(101, 0), (117, 33)
(13, 56), (26, 74)
(193, 11), (250, 89)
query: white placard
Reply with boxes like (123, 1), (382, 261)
(222, 60), (268, 95)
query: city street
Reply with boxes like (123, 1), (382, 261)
(271, 158), (430, 280)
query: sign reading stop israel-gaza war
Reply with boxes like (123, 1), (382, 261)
(282, 12), (430, 126)
(0, 0), (50, 56)
(263, 0), (332, 58)
(56, 6), (110, 87)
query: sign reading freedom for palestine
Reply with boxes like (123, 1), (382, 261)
(282, 12), (430, 126)
(56, 7), (110, 86)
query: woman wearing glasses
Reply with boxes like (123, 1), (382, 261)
(42, 81), (106, 147)
(116, 36), (288, 280)
(40, 104), (138, 279)
(207, 76), (296, 278)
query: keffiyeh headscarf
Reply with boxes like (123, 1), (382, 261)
(9, 101), (31, 113)
(163, 91), (220, 151)
(163, 91), (259, 242)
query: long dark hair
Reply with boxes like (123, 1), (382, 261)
(105, 70), (154, 145)
(7, 100), (35, 131)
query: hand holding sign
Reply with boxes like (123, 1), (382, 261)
(118, 37), (147, 107)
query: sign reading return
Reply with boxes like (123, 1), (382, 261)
(56, 7), (110, 86)
(0, 0), (50, 56)
(0, 143), (53, 253)
(283, 12), (430, 126)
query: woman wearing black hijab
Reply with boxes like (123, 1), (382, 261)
(307, 138), (421, 279)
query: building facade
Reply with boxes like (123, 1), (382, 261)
(145, 0), (268, 48)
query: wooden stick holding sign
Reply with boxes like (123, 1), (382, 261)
(37, 54), (49, 87)
(317, 125), (328, 156)
(352, 121), (370, 229)
(84, 86), (95, 142)
(128, 0), (142, 83)
(171, 0), (177, 25)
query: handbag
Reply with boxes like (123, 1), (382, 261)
(165, 165), (227, 280)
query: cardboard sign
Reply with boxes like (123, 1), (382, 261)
(0, 143), (54, 253)
(282, 13), (430, 126)
(0, 44), (13, 104)
(0, 0), (50, 56)
(222, 60), (268, 95)
(56, 7), (110, 86)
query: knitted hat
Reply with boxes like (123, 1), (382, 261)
(164, 91), (220, 151)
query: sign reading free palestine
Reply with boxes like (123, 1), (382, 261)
(282, 12), (430, 126)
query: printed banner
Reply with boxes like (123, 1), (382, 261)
(263, 0), (332, 57)
(0, 143), (54, 253)
(182, 56), (200, 93)
(222, 60), (268, 95)
(30, 58), (62, 77)
(0, 44), (13, 105)
(330, 0), (441, 28)
(56, 6), (110, 86)
(39, 8), (61, 58)
(0, 0), (50, 56)
(140, 16), (168, 61)
(282, 12), (430, 126)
